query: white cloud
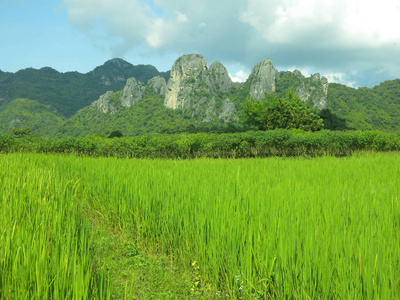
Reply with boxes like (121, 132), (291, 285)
(175, 11), (188, 23)
(62, 0), (400, 87)
(229, 70), (249, 83)
(146, 18), (167, 48)
(323, 73), (356, 88)
(344, 0), (400, 44)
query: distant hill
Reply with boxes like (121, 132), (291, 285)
(328, 79), (400, 131)
(0, 98), (64, 137)
(1, 54), (399, 138)
(0, 58), (170, 117)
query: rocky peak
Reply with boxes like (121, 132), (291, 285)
(91, 77), (146, 113)
(293, 69), (305, 79)
(91, 91), (117, 114)
(248, 59), (278, 100)
(106, 58), (133, 69)
(293, 73), (328, 109)
(91, 58), (134, 85)
(163, 54), (239, 122)
(312, 73), (321, 82)
(164, 54), (210, 109)
(120, 77), (145, 107)
(147, 76), (167, 96)
(174, 54), (208, 78)
(209, 61), (232, 93)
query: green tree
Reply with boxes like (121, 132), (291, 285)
(318, 108), (352, 130)
(108, 130), (123, 138)
(242, 92), (323, 131)
(11, 127), (33, 138)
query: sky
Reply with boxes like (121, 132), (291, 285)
(1, 0), (400, 88)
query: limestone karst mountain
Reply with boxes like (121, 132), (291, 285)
(163, 54), (237, 122)
(90, 54), (329, 123)
(2, 53), (399, 137)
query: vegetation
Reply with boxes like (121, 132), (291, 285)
(242, 92), (323, 131)
(0, 59), (170, 117)
(328, 80), (400, 131)
(0, 98), (65, 137)
(1, 129), (399, 159)
(0, 153), (203, 299)
(2, 152), (400, 298)
(1, 66), (400, 137)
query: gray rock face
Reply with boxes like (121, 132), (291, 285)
(219, 98), (239, 122)
(248, 59), (278, 100)
(295, 73), (328, 109)
(202, 98), (217, 122)
(209, 61), (232, 93)
(91, 77), (148, 113)
(293, 69), (305, 79)
(164, 54), (210, 109)
(91, 91), (117, 114)
(147, 76), (167, 96)
(163, 54), (239, 122)
(120, 77), (145, 107)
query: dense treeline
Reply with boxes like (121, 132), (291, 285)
(1, 130), (399, 158)
(328, 80), (400, 131)
(0, 59), (170, 117)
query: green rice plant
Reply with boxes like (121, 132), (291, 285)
(0, 153), (109, 299)
(2, 152), (400, 298)
(37, 151), (396, 298)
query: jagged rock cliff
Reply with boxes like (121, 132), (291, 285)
(164, 54), (211, 109)
(91, 91), (117, 114)
(91, 77), (156, 113)
(163, 54), (237, 122)
(120, 78), (145, 107)
(209, 61), (232, 93)
(248, 59), (278, 100)
(147, 76), (167, 96)
(219, 99), (239, 122)
(92, 54), (328, 121)
(276, 70), (328, 109)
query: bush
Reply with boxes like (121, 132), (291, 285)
(1, 130), (399, 158)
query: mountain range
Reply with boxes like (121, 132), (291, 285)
(0, 54), (399, 137)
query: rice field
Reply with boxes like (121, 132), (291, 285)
(1, 152), (400, 299)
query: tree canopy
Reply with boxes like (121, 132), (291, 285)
(242, 92), (323, 131)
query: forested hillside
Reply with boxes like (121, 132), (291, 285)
(0, 58), (170, 117)
(0, 55), (399, 138)
(328, 80), (400, 131)
(0, 98), (64, 137)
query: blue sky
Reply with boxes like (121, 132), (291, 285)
(1, 0), (400, 88)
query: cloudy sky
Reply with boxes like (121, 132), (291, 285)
(1, 0), (400, 87)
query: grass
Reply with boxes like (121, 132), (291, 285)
(1, 152), (400, 298)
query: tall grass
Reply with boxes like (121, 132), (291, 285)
(1, 152), (400, 298)
(0, 154), (110, 299)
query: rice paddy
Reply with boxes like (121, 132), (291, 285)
(1, 152), (400, 298)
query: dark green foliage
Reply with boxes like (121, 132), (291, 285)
(0, 98), (65, 137)
(2, 130), (399, 158)
(58, 93), (197, 138)
(328, 80), (400, 131)
(0, 59), (170, 117)
(11, 127), (32, 138)
(108, 130), (123, 138)
(318, 108), (352, 130)
(242, 92), (323, 131)
(275, 71), (303, 97)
